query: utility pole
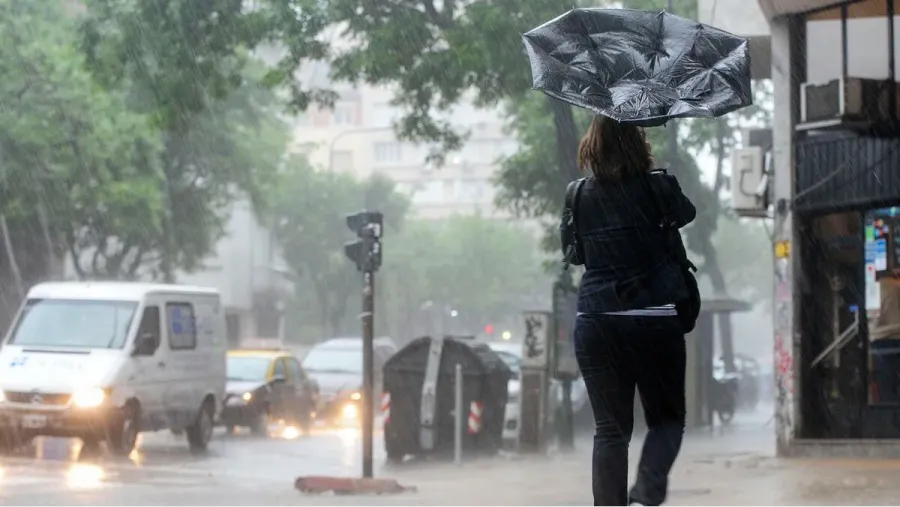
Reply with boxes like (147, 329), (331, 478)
(555, 267), (579, 452)
(344, 210), (383, 479)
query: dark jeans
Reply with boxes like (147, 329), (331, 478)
(574, 314), (686, 506)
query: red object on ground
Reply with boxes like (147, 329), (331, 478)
(294, 476), (416, 495)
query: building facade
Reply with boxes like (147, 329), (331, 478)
(741, 0), (900, 456)
(289, 62), (520, 220)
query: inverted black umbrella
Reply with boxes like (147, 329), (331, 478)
(522, 8), (752, 127)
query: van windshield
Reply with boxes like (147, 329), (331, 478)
(8, 298), (138, 349)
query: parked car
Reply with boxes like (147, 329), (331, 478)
(486, 342), (589, 445)
(221, 349), (319, 435)
(302, 337), (397, 426)
(0, 282), (226, 456)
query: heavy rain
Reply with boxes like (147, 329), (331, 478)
(0, 0), (896, 505)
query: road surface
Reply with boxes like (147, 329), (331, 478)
(2, 408), (900, 505)
(0, 423), (383, 505)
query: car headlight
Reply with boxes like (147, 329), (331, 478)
(242, 392), (252, 402)
(349, 392), (361, 401)
(71, 387), (106, 408)
(342, 403), (358, 419)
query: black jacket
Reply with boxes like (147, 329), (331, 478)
(560, 172), (697, 314)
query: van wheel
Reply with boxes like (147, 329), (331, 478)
(187, 401), (214, 453)
(108, 403), (140, 457)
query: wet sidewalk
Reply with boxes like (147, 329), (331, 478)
(297, 409), (900, 505)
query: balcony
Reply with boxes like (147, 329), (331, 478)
(795, 132), (900, 212)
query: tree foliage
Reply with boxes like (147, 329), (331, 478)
(272, 159), (410, 337)
(273, 159), (548, 342)
(313, 0), (773, 302)
(380, 216), (549, 339)
(327, 0), (567, 163)
(75, 0), (326, 280)
(0, 0), (163, 304)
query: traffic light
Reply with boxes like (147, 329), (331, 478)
(344, 210), (383, 272)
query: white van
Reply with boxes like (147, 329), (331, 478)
(0, 282), (227, 455)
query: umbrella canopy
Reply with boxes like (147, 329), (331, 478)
(522, 8), (752, 127)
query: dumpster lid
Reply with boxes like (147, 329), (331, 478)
(384, 336), (513, 378)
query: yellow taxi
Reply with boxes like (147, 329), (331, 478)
(220, 349), (319, 435)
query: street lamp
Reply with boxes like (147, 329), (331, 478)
(327, 126), (395, 172)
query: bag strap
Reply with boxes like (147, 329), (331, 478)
(642, 170), (697, 273)
(565, 177), (587, 230)
(562, 177), (587, 270)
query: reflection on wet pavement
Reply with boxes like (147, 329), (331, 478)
(66, 463), (104, 490)
(9, 408), (900, 505)
(0, 421), (383, 504)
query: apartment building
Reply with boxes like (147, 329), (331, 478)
(289, 62), (520, 220)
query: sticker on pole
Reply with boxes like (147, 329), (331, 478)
(521, 311), (550, 369)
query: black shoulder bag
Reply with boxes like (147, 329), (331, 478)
(562, 178), (588, 270)
(642, 171), (702, 333)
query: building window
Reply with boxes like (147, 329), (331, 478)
(374, 142), (402, 164)
(334, 106), (355, 125)
(167, 302), (197, 350)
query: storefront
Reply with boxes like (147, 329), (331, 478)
(769, 0), (900, 455)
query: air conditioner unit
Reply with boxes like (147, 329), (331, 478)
(731, 146), (768, 218)
(741, 128), (773, 151)
(799, 77), (900, 130)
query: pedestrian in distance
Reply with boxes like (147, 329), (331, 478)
(560, 115), (700, 506)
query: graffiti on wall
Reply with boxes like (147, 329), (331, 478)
(774, 249), (794, 444)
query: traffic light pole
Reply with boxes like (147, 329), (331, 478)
(361, 270), (375, 479)
(343, 210), (383, 480)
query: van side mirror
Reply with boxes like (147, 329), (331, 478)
(133, 332), (159, 356)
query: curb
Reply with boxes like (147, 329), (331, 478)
(295, 476), (417, 495)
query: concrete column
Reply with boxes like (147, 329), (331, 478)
(770, 14), (804, 456)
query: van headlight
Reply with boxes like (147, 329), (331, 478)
(71, 387), (106, 408)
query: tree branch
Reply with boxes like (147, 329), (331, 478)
(66, 230), (86, 279)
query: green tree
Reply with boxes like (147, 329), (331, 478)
(379, 216), (549, 339)
(317, 0), (775, 300)
(273, 160), (410, 339)
(0, 0), (163, 323)
(77, 0), (331, 281)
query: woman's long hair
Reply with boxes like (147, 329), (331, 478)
(577, 115), (654, 182)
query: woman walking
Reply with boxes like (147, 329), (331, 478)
(560, 116), (697, 506)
